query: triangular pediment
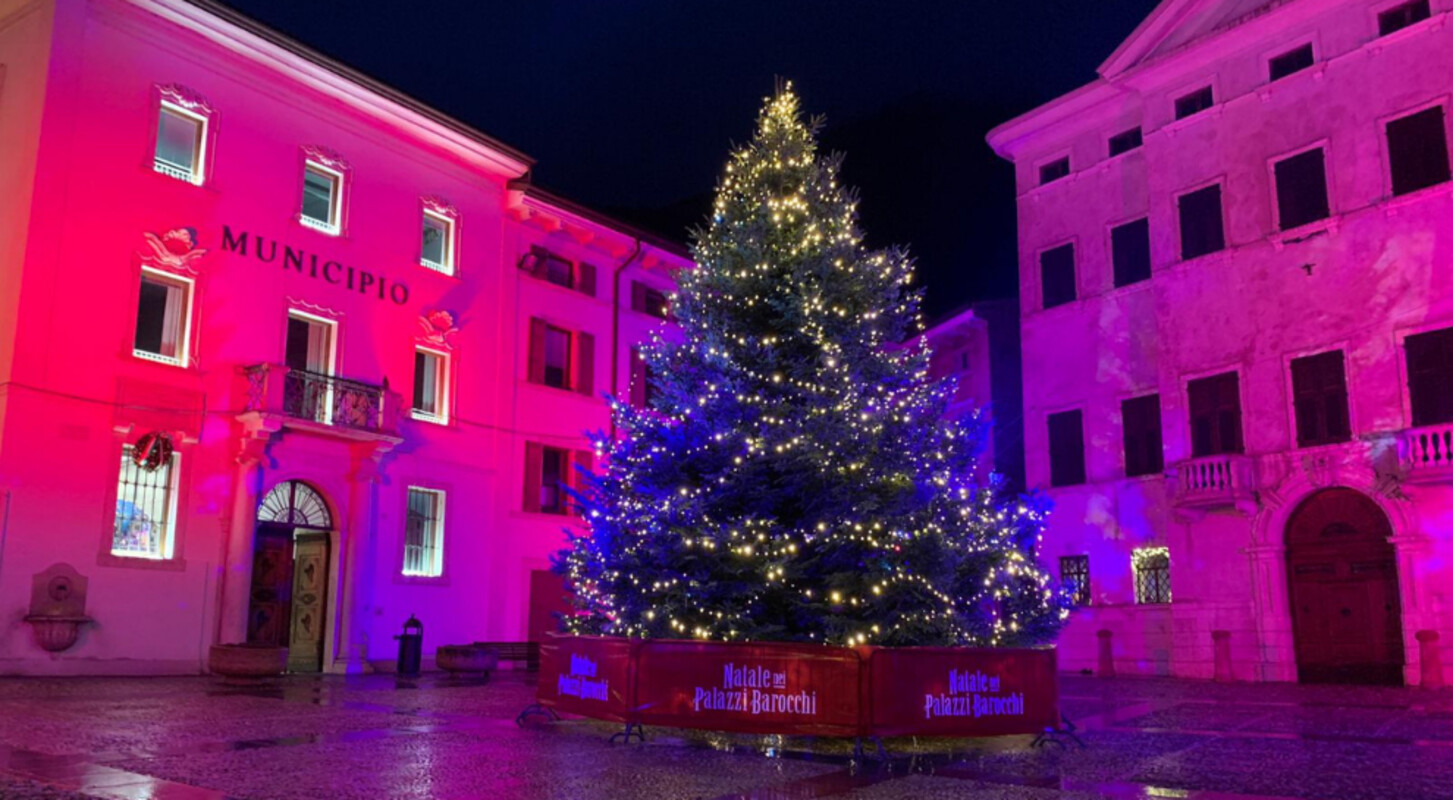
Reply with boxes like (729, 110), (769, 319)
(1100, 0), (1291, 78)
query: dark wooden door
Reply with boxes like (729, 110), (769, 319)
(286, 532), (329, 673)
(246, 524), (294, 647)
(527, 569), (572, 642)
(1286, 488), (1404, 685)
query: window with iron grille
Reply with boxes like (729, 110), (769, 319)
(403, 487), (444, 577)
(1133, 547), (1171, 604)
(1291, 350), (1350, 446)
(1060, 555), (1090, 606)
(112, 447), (179, 559)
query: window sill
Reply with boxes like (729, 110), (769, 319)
(521, 272), (600, 302)
(410, 410), (451, 426)
(523, 379), (598, 402)
(1256, 63), (1327, 101)
(1270, 215), (1340, 250)
(1380, 179), (1453, 216)
(132, 350), (192, 370)
(395, 572), (450, 587)
(298, 215), (341, 236)
(1364, 12), (1447, 56)
(419, 260), (456, 277)
(1095, 147), (1144, 174)
(1161, 103), (1225, 137)
(1175, 248), (1232, 270)
(97, 551), (187, 572)
(152, 162), (204, 186)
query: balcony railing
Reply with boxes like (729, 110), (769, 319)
(1167, 454), (1257, 512)
(1400, 422), (1453, 482)
(242, 364), (399, 435)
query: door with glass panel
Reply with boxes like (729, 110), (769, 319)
(284, 313), (335, 424)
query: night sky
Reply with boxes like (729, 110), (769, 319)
(219, 0), (1160, 319)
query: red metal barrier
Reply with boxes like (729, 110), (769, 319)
(535, 633), (1059, 739)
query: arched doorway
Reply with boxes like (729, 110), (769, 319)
(1285, 487), (1403, 685)
(246, 480), (333, 673)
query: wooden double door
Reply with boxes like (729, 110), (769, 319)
(247, 522), (331, 673)
(1286, 488), (1404, 685)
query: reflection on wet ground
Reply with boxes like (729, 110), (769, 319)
(1, 672), (1451, 799)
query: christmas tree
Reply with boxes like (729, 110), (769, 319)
(557, 84), (1068, 648)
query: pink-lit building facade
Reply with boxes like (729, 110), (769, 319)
(0, 0), (684, 675)
(990, 0), (1453, 685)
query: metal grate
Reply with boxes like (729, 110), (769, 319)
(404, 488), (444, 577)
(112, 447), (176, 559)
(1133, 548), (1171, 604)
(1059, 555), (1090, 606)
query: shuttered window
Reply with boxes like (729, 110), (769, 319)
(1111, 218), (1151, 287)
(1291, 350), (1349, 446)
(523, 444), (592, 515)
(1405, 328), (1453, 426)
(1122, 394), (1164, 477)
(1274, 148), (1331, 230)
(1178, 184), (1225, 260)
(1040, 244), (1076, 309)
(1386, 106), (1451, 196)
(1048, 409), (1086, 487)
(528, 319), (594, 396)
(1188, 371), (1242, 456)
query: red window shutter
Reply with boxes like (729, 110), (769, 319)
(630, 347), (647, 408)
(631, 281), (647, 313)
(577, 262), (597, 297)
(571, 449), (594, 490)
(575, 331), (595, 397)
(528, 318), (547, 384)
(523, 442), (544, 512)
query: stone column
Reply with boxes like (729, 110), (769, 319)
(1417, 631), (1444, 689)
(1390, 534), (1432, 685)
(333, 442), (391, 674)
(217, 430), (274, 646)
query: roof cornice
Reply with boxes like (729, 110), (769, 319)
(134, 0), (534, 180)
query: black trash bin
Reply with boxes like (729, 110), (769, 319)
(395, 615), (423, 676)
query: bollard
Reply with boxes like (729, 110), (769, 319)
(1212, 630), (1233, 682)
(1097, 629), (1115, 677)
(1416, 630), (1443, 689)
(395, 615), (424, 676)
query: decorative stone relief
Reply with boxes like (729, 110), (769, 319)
(23, 563), (92, 653)
(418, 310), (459, 350)
(139, 228), (208, 275)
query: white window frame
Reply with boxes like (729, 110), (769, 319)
(111, 445), (181, 561)
(133, 267), (195, 368)
(411, 345), (450, 424)
(402, 486), (446, 578)
(285, 309), (339, 424)
(153, 102), (208, 185)
(300, 161), (344, 235)
(420, 209), (456, 274)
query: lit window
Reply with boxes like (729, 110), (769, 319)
(1059, 556), (1090, 606)
(421, 211), (454, 273)
(300, 163), (342, 233)
(544, 326), (572, 389)
(154, 104), (205, 184)
(403, 487), (444, 577)
(1133, 547), (1171, 604)
(1378, 1), (1430, 36)
(112, 445), (179, 559)
(412, 347), (448, 423)
(632, 282), (671, 319)
(134, 269), (192, 367)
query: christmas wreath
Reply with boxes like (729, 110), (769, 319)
(132, 431), (174, 472)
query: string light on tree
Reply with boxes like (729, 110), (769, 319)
(556, 83), (1070, 648)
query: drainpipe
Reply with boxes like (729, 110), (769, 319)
(609, 238), (644, 438)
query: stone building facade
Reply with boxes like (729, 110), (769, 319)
(989, 0), (1453, 684)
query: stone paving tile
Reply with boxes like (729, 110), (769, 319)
(838, 774), (1105, 799)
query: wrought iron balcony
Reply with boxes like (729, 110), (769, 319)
(1400, 422), (1453, 483)
(1166, 453), (1258, 513)
(242, 364), (400, 436)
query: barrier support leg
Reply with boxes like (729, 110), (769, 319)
(515, 703), (560, 726)
(608, 721), (646, 744)
(1031, 714), (1086, 749)
(852, 736), (889, 761)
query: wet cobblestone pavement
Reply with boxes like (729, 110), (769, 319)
(2, 672), (1452, 799)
